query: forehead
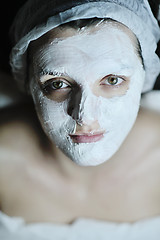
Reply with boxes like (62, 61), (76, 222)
(29, 22), (140, 85)
(29, 20), (138, 56)
(29, 21), (140, 83)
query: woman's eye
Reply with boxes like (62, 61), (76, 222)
(41, 79), (71, 93)
(101, 75), (125, 86)
(51, 80), (68, 90)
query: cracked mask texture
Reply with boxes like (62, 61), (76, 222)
(29, 26), (145, 166)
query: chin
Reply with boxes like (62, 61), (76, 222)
(58, 141), (119, 167)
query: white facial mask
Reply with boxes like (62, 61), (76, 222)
(30, 24), (145, 166)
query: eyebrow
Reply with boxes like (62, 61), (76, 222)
(39, 69), (64, 76)
(38, 68), (70, 82)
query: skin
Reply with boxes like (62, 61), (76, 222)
(0, 104), (160, 224)
(0, 22), (160, 224)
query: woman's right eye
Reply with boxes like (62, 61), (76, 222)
(50, 80), (69, 90)
(41, 78), (71, 94)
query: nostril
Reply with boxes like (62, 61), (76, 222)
(76, 118), (83, 126)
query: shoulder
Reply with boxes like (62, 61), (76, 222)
(137, 107), (160, 140)
(0, 102), (49, 192)
(0, 103), (38, 148)
(0, 103), (52, 203)
(134, 108), (160, 204)
(0, 102), (47, 164)
(131, 107), (160, 162)
(135, 107), (160, 179)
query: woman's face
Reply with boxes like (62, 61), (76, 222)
(29, 22), (145, 166)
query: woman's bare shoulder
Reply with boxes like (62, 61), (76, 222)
(138, 107), (160, 133)
(0, 102), (45, 159)
(137, 107), (160, 158)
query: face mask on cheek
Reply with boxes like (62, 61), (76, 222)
(30, 64), (145, 167)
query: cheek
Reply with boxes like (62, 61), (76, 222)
(38, 97), (69, 128)
(97, 72), (144, 130)
(97, 84), (142, 132)
(38, 99), (77, 145)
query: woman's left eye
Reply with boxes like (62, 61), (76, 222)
(101, 75), (125, 86)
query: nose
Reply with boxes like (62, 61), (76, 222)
(75, 120), (102, 134)
(67, 87), (98, 125)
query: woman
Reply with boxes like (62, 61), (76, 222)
(0, 0), (160, 239)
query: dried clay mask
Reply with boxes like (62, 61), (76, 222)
(29, 24), (145, 166)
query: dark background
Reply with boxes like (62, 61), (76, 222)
(0, 1), (26, 72)
(0, 0), (159, 89)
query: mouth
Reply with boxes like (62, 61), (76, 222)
(69, 131), (105, 143)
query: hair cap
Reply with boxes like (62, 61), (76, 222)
(10, 0), (160, 92)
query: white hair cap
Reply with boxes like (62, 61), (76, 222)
(10, 0), (160, 92)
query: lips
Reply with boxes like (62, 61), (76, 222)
(69, 131), (105, 143)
